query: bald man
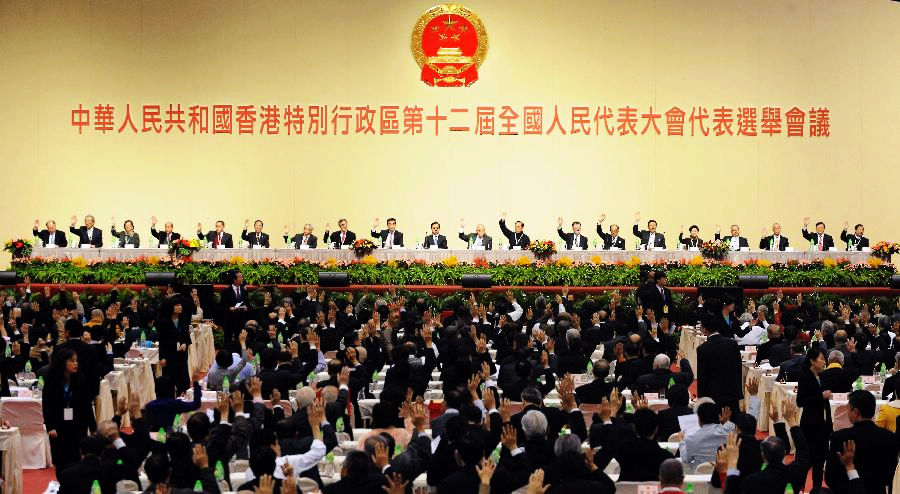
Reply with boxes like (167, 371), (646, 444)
(459, 219), (492, 250)
(150, 216), (181, 246)
(33, 219), (67, 247)
(760, 223), (790, 251)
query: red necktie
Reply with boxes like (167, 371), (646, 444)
(341, 232), (346, 244)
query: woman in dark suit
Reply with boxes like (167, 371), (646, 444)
(797, 346), (831, 490)
(157, 299), (191, 394)
(42, 347), (95, 471)
(111, 218), (140, 247)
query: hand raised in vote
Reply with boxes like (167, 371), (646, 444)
(634, 211), (641, 221)
(34, 219), (40, 228)
(557, 217), (563, 226)
(598, 213), (606, 223)
(244, 219), (250, 228)
(70, 215), (77, 226)
(283, 225), (289, 235)
(197, 222), (202, 232)
(151, 216), (157, 226)
(803, 216), (810, 226)
(373, 217), (379, 227)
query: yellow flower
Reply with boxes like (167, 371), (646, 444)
(556, 256), (573, 267)
(387, 260), (398, 268)
(591, 255), (604, 265)
(361, 254), (377, 265)
(868, 257), (883, 267)
(147, 256), (160, 265)
(823, 258), (837, 267)
(689, 256), (704, 267)
(625, 256), (641, 268)
(755, 259), (771, 268)
(515, 255), (532, 266)
(229, 256), (245, 265)
(71, 257), (87, 268)
(323, 257), (338, 268)
(442, 256), (458, 267)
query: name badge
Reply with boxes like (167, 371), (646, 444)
(511, 246), (521, 251)
(159, 245), (168, 249)
(299, 245), (310, 250)
(862, 375), (876, 384)
(740, 247), (750, 252)
(663, 305), (669, 314)
(473, 245), (486, 251)
(64, 407), (74, 421)
(340, 245), (351, 250)
(252, 245), (264, 249)
(124, 244), (135, 249)
(80, 244), (92, 249)
(828, 247), (838, 252)
(216, 245), (226, 250)
(429, 244), (439, 250)
(643, 393), (659, 400)
(832, 393), (848, 402)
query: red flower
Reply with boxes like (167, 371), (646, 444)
(15, 242), (23, 248)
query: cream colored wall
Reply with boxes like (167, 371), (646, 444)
(1, 0), (898, 262)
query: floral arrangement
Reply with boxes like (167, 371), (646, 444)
(529, 240), (557, 256)
(168, 238), (203, 259)
(872, 241), (900, 259)
(700, 240), (730, 260)
(4, 238), (32, 258)
(352, 239), (377, 256)
(9, 255), (895, 287)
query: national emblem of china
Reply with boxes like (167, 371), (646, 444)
(411, 4), (488, 87)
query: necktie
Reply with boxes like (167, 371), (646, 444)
(217, 233), (222, 246)
(341, 232), (346, 244)
(256, 233), (260, 244)
(388, 232), (393, 248)
(166, 233), (171, 244)
(574, 235), (579, 247)
(234, 286), (240, 299)
(87, 229), (92, 241)
(818, 235), (823, 251)
(302, 235), (307, 245)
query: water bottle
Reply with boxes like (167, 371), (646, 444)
(193, 480), (203, 492)
(140, 330), (146, 345)
(91, 480), (101, 494)
(3, 345), (10, 357)
(157, 428), (166, 443)
(684, 483), (694, 494)
(490, 445), (501, 462)
(668, 377), (676, 389)
(336, 416), (345, 433)
(214, 460), (225, 481)
(810, 239), (816, 252)
(308, 371), (318, 386)
(394, 444), (403, 457)
(254, 354), (261, 371)
(586, 361), (593, 375)
(880, 363), (887, 380)
(173, 413), (182, 430)
(25, 360), (32, 373)
(785, 484), (794, 493)
(855, 377), (863, 391)
(38, 376), (45, 391)
(222, 376), (230, 394)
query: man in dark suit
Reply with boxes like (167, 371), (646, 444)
(596, 216), (626, 250)
(370, 217), (404, 248)
(723, 405), (810, 494)
(632, 212), (666, 249)
(69, 214), (103, 247)
(284, 223), (318, 249)
(840, 222), (870, 251)
(575, 360), (613, 404)
(616, 408), (674, 481)
(556, 218), (588, 250)
(150, 216), (180, 246)
(697, 314), (742, 411)
(219, 270), (249, 344)
(825, 390), (899, 494)
(801, 217), (835, 251)
(820, 350), (854, 393)
(458, 220), (492, 250)
(33, 219), (67, 247)
(324, 218), (356, 248)
(198, 220), (233, 248)
(759, 222), (789, 251)
(678, 225), (703, 250)
(241, 219), (270, 247)
(634, 353), (693, 395)
(422, 222), (448, 249)
(643, 271), (673, 318)
(57, 436), (121, 493)
(657, 385), (694, 440)
(498, 214), (530, 249)
(714, 224), (750, 251)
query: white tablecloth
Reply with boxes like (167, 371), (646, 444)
(0, 398), (52, 469)
(770, 381), (887, 432)
(32, 246), (871, 264)
(679, 328), (706, 373)
(188, 324), (215, 377)
(0, 427), (23, 493)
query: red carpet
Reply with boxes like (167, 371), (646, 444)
(23, 468), (56, 494)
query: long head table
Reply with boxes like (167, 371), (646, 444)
(31, 246), (872, 264)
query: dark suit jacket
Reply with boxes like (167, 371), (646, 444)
(240, 230), (270, 247)
(285, 233), (318, 249)
(714, 233), (750, 249)
(575, 379), (613, 404)
(221, 284), (249, 311)
(657, 405), (694, 440)
(69, 225), (103, 247)
(801, 229), (835, 250)
(632, 225), (666, 248)
(370, 229), (404, 248)
(840, 230), (870, 250)
(820, 365), (854, 393)
(111, 228), (140, 248)
(33, 228), (68, 247)
(150, 228), (181, 246)
(724, 424), (810, 494)
(499, 219), (530, 249)
(797, 371), (832, 438)
(678, 233), (703, 249)
(759, 235), (789, 251)
(422, 234), (448, 249)
(596, 224), (626, 250)
(615, 437), (674, 481)
(459, 232), (492, 250)
(640, 284), (673, 318)
(697, 333), (743, 405)
(557, 229), (588, 250)
(633, 359), (693, 395)
(325, 230), (356, 247)
(825, 420), (898, 494)
(198, 230), (233, 248)
(57, 454), (119, 494)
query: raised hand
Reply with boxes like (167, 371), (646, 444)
(501, 423), (518, 450)
(838, 440), (856, 470)
(557, 217), (563, 227)
(526, 469), (549, 494)
(598, 213), (606, 223)
(634, 211), (641, 221)
(724, 431), (741, 469)
(803, 216), (810, 227)
(151, 215), (157, 226)
(477, 458), (496, 486)
(197, 222), (203, 232)
(373, 218), (380, 228)
(70, 215), (77, 226)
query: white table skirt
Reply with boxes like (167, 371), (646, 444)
(0, 398), (52, 469)
(0, 427), (23, 492)
(31, 246), (871, 264)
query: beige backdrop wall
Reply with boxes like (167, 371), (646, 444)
(1, 0), (898, 262)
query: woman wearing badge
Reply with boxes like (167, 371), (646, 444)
(42, 347), (96, 470)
